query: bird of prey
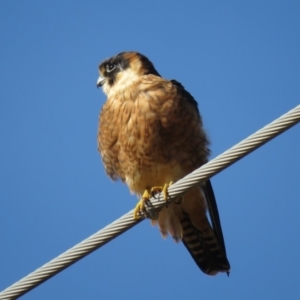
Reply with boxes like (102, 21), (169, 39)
(96, 51), (230, 275)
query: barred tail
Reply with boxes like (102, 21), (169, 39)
(181, 213), (230, 275)
(181, 180), (230, 275)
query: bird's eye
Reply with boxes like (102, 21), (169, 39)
(106, 63), (116, 73)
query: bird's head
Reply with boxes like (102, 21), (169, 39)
(97, 52), (160, 95)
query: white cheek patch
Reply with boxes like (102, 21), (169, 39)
(102, 82), (111, 95)
(108, 69), (139, 96)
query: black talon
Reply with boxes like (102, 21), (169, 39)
(151, 191), (160, 199)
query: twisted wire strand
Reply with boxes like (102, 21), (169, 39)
(0, 105), (299, 300)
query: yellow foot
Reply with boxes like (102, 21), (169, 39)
(133, 182), (173, 220)
(151, 181), (173, 201)
(133, 189), (151, 220)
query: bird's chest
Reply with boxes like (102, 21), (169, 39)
(100, 89), (182, 191)
(118, 100), (162, 163)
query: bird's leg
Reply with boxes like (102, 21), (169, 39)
(133, 182), (173, 220)
(151, 181), (173, 201)
(133, 189), (152, 220)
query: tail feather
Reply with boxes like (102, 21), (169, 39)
(181, 180), (230, 275)
(203, 180), (228, 262)
(152, 180), (230, 275)
(181, 212), (230, 275)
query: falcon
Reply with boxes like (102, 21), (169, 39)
(96, 51), (230, 275)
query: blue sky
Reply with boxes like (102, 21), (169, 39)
(1, 1), (300, 299)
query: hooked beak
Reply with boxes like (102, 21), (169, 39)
(96, 75), (106, 88)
